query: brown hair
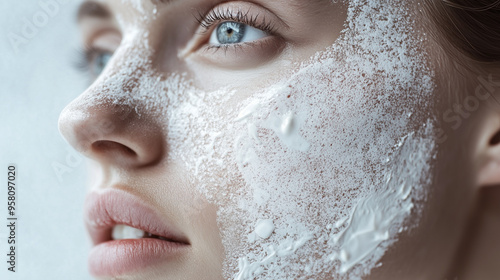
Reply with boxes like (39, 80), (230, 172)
(424, 0), (500, 64)
(422, 0), (500, 105)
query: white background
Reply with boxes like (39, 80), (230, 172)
(0, 0), (92, 279)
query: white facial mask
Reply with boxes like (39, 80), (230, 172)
(78, 0), (437, 279)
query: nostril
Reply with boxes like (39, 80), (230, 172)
(490, 130), (500, 145)
(59, 97), (164, 168)
(92, 140), (137, 158)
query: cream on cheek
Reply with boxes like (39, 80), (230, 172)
(86, 1), (437, 279)
(180, 1), (437, 279)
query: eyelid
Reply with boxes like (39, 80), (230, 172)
(79, 16), (120, 45)
(195, 1), (289, 32)
(85, 29), (122, 52)
(91, 31), (122, 52)
(181, 1), (286, 58)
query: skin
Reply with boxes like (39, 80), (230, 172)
(58, 0), (500, 279)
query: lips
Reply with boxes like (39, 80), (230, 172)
(84, 189), (190, 277)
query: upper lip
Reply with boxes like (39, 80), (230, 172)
(84, 188), (190, 246)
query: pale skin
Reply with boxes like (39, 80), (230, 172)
(58, 0), (500, 279)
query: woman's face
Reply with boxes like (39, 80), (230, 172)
(59, 0), (474, 279)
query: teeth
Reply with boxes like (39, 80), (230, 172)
(112, 225), (145, 240)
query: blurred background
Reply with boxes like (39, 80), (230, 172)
(0, 0), (92, 279)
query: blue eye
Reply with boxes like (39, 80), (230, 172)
(75, 48), (114, 79)
(90, 52), (112, 76)
(209, 21), (268, 45)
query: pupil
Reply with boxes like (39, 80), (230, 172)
(216, 22), (246, 44)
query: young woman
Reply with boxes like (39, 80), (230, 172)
(58, 0), (500, 279)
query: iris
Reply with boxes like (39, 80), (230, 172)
(216, 22), (246, 44)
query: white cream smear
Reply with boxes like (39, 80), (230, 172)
(73, 0), (437, 279)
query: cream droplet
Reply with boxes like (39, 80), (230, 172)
(255, 219), (275, 239)
(280, 111), (294, 135)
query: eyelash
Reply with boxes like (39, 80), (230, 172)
(74, 46), (103, 74)
(73, 46), (112, 78)
(195, 7), (277, 51)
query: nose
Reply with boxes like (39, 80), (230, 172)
(58, 87), (165, 168)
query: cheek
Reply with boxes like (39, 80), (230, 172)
(154, 2), (438, 279)
(167, 44), (437, 278)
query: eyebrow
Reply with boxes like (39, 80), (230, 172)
(77, 1), (111, 21)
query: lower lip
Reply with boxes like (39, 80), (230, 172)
(88, 238), (189, 277)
